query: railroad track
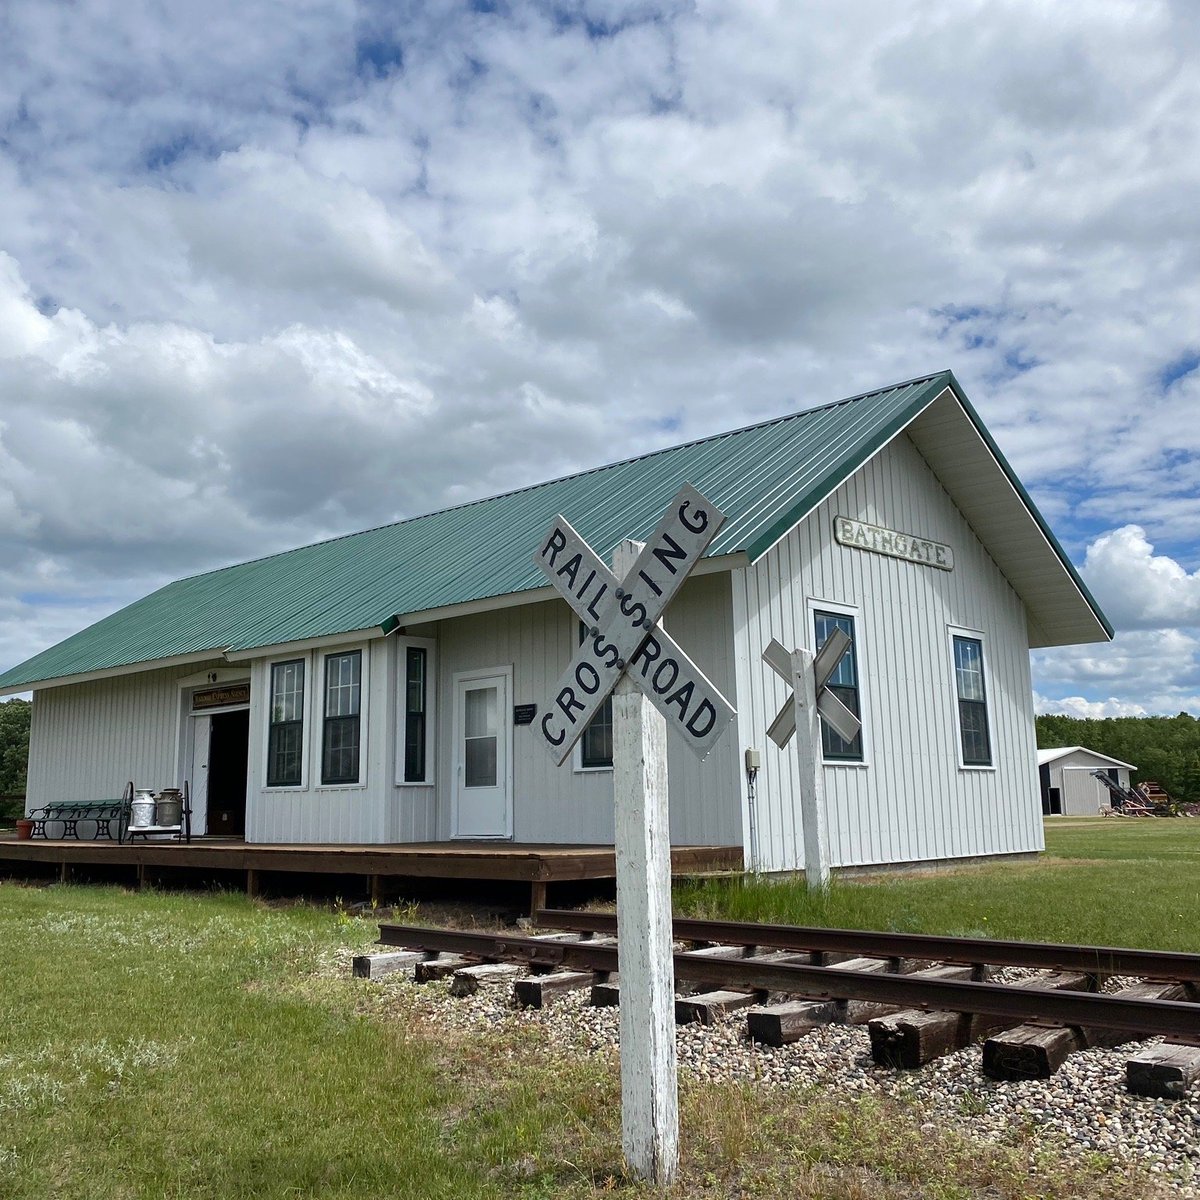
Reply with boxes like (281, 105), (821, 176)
(368, 909), (1200, 1099)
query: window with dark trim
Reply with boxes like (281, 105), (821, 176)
(402, 645), (428, 783)
(953, 635), (991, 766)
(267, 659), (305, 787)
(322, 650), (362, 785)
(814, 610), (863, 761)
(578, 622), (613, 768)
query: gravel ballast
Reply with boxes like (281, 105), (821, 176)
(350, 955), (1199, 1197)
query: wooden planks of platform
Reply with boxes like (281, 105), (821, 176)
(0, 836), (743, 910)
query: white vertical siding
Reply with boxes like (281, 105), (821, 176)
(732, 433), (1043, 873)
(26, 660), (227, 808)
(433, 573), (742, 845)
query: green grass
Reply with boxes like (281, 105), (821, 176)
(0, 863), (1174, 1199)
(0, 886), (484, 1199)
(1043, 814), (1200, 862)
(675, 817), (1200, 952)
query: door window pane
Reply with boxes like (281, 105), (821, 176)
(464, 685), (498, 787)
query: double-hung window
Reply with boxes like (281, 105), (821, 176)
(952, 634), (992, 766)
(322, 650), (362, 785)
(267, 659), (305, 787)
(577, 621), (613, 769)
(400, 644), (431, 783)
(814, 609), (863, 762)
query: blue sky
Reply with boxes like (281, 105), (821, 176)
(0, 0), (1198, 715)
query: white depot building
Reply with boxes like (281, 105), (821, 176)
(0, 371), (1112, 874)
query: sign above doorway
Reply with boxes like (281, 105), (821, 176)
(191, 684), (250, 711)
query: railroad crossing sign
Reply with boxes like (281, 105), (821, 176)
(763, 629), (861, 749)
(533, 483), (737, 1187)
(763, 632), (860, 891)
(533, 482), (736, 764)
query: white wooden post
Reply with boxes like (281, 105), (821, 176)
(792, 646), (831, 891)
(612, 539), (679, 1185)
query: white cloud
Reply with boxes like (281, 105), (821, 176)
(1082, 525), (1200, 629)
(0, 0), (1197, 718)
(1033, 693), (1149, 719)
(1032, 628), (1200, 716)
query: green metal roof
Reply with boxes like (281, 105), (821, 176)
(0, 371), (1111, 691)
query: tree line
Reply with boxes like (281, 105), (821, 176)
(0, 699), (30, 823)
(1036, 712), (1200, 802)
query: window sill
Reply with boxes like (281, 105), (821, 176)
(822, 759), (869, 769)
(574, 765), (613, 775)
(264, 785), (307, 793)
(315, 782), (368, 792)
(395, 780), (434, 788)
(958, 764), (996, 772)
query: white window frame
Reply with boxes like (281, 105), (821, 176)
(395, 637), (437, 786)
(315, 643), (370, 790)
(263, 655), (310, 791)
(572, 621), (614, 775)
(805, 597), (870, 768)
(947, 624), (995, 772)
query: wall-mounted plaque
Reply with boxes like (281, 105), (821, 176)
(834, 516), (954, 571)
(192, 684), (250, 711)
(513, 703), (538, 726)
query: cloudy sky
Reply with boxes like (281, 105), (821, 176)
(1, 0), (1197, 715)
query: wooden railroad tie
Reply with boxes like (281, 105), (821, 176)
(514, 970), (596, 1008)
(868, 970), (1093, 1069)
(1126, 1044), (1200, 1099)
(352, 950), (429, 981)
(983, 980), (1192, 1081)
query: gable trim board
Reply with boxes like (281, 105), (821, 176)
(8, 372), (1113, 873)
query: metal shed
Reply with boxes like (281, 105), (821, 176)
(1037, 747), (1137, 816)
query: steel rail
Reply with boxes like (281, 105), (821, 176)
(534, 909), (1200, 983)
(377, 923), (1200, 1042)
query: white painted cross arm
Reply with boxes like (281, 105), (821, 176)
(764, 630), (861, 749)
(533, 483), (736, 765)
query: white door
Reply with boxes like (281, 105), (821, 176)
(452, 669), (512, 839)
(190, 715), (210, 835)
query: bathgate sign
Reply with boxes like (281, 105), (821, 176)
(533, 483), (735, 764)
(834, 516), (954, 571)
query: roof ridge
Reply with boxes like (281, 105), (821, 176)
(175, 370), (950, 584)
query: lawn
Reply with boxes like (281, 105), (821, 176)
(0, 874), (1162, 1200)
(675, 817), (1200, 952)
(3, 820), (1192, 1198)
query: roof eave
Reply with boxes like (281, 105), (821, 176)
(0, 650), (231, 697)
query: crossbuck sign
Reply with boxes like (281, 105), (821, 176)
(533, 483), (736, 764)
(762, 631), (861, 890)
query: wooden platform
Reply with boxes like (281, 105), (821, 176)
(0, 835), (743, 911)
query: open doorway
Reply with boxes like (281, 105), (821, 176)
(193, 709), (250, 837)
